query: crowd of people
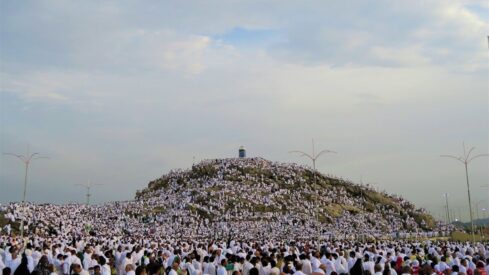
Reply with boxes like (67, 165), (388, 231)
(1, 158), (454, 241)
(0, 234), (488, 275)
(0, 157), (470, 275)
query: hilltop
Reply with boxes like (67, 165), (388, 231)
(134, 157), (435, 239)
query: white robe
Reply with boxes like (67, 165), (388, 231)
(302, 259), (312, 275)
(7, 257), (21, 273)
(217, 266), (227, 275)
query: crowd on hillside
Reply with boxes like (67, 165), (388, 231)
(0, 158), (455, 241)
(0, 201), (451, 244)
(137, 158), (452, 239)
(0, 158), (467, 275)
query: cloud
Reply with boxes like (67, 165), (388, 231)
(102, 30), (214, 74)
(2, 1), (487, 70)
(0, 0), (488, 219)
(1, 72), (71, 103)
(267, 1), (488, 70)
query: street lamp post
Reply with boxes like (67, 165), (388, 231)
(483, 208), (488, 220)
(290, 139), (337, 185)
(443, 193), (451, 224)
(441, 142), (488, 243)
(76, 181), (103, 205)
(482, 208), (487, 238)
(475, 199), (486, 236)
(4, 150), (48, 238)
(475, 200), (486, 221)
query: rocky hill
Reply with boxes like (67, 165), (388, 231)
(134, 157), (435, 239)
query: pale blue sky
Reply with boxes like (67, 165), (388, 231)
(1, 0), (488, 221)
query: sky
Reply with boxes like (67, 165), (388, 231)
(1, 0), (488, 222)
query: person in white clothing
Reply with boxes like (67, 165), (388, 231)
(204, 256), (217, 275)
(259, 258), (271, 275)
(293, 262), (306, 275)
(125, 264), (135, 275)
(362, 255), (375, 275)
(119, 253), (132, 275)
(169, 258), (180, 275)
(333, 253), (347, 275)
(6, 252), (21, 273)
(300, 254), (312, 275)
(193, 255), (203, 275)
(99, 256), (111, 275)
(217, 259), (228, 275)
(72, 263), (90, 275)
(62, 255), (70, 275)
(451, 265), (460, 275)
(242, 256), (254, 275)
(310, 252), (321, 272)
(347, 251), (356, 272)
(374, 264), (382, 275)
(322, 253), (336, 275)
(0, 254), (5, 273)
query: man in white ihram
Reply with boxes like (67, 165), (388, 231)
(218, 259), (228, 275)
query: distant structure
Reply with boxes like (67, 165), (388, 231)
(239, 146), (246, 158)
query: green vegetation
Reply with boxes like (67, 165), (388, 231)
(364, 202), (376, 212)
(412, 212), (435, 229)
(0, 214), (20, 234)
(323, 204), (343, 217)
(152, 206), (166, 214)
(317, 213), (331, 223)
(341, 204), (362, 214)
(193, 195), (208, 205)
(191, 163), (217, 178)
(451, 231), (488, 242)
(204, 186), (222, 192)
(365, 191), (398, 210)
(344, 185), (362, 197)
(147, 178), (169, 192)
(254, 204), (279, 213)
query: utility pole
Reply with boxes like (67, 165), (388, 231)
(482, 208), (487, 238)
(475, 199), (486, 236)
(290, 139), (337, 185)
(443, 193), (451, 224)
(441, 142), (488, 243)
(76, 181), (103, 205)
(475, 200), (486, 221)
(4, 147), (48, 238)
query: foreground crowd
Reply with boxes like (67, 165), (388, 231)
(0, 234), (488, 275)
